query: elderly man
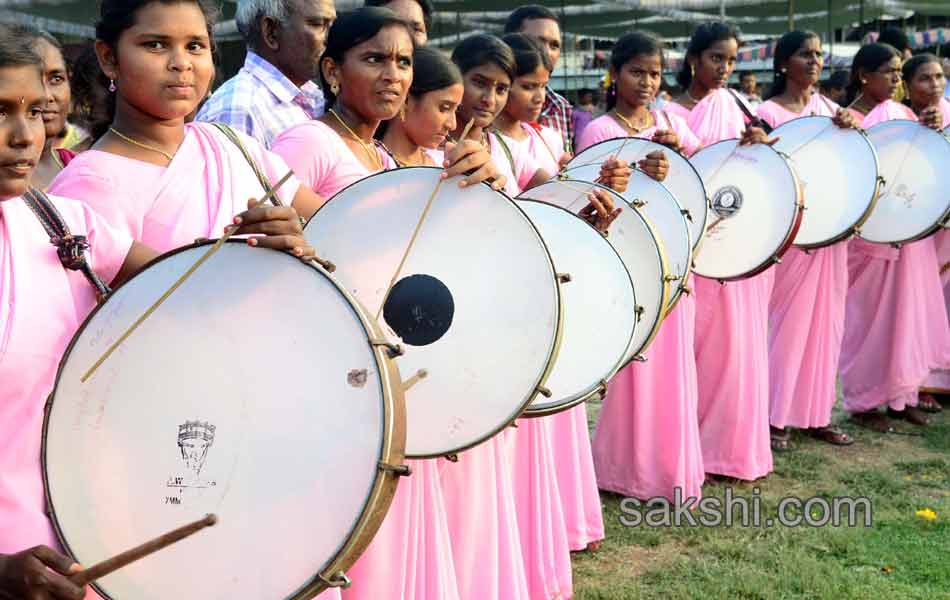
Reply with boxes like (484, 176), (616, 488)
(505, 5), (573, 153)
(365, 0), (432, 45)
(197, 0), (335, 147)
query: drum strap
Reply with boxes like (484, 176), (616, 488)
(727, 88), (773, 134)
(490, 130), (518, 180)
(211, 123), (283, 207)
(22, 187), (112, 299)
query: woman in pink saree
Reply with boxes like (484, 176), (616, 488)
(672, 22), (776, 482)
(48, 0), (319, 256)
(757, 31), (857, 450)
(902, 54), (950, 404)
(839, 44), (947, 431)
(582, 32), (705, 505)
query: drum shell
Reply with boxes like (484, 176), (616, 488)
(516, 199), (637, 416)
(42, 241), (407, 599)
(517, 179), (669, 367)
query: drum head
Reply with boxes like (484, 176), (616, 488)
(772, 116), (880, 248)
(518, 180), (668, 363)
(863, 120), (950, 243)
(690, 140), (802, 281)
(517, 199), (637, 416)
(564, 137), (707, 252)
(305, 167), (561, 456)
(43, 242), (405, 600)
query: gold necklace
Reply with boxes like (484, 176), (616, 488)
(109, 127), (175, 161)
(329, 108), (383, 170)
(612, 110), (651, 133)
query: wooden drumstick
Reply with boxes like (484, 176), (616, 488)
(375, 118), (475, 321)
(70, 514), (217, 587)
(81, 171), (294, 383)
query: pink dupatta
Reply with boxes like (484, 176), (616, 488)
(49, 123), (301, 253)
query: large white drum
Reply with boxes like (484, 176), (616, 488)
(305, 167), (561, 455)
(771, 115), (881, 248)
(564, 137), (708, 253)
(690, 140), (804, 281)
(862, 120), (950, 243)
(44, 242), (406, 599)
(518, 179), (668, 363)
(516, 199), (637, 415)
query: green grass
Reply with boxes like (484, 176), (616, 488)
(573, 403), (950, 600)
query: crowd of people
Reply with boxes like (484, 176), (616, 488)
(0, 1), (948, 598)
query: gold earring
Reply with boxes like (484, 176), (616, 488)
(781, 67), (787, 74)
(861, 78), (867, 85)
(400, 103), (406, 121)
(331, 81), (340, 95)
(690, 64), (695, 77)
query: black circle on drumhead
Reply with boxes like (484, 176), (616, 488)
(383, 274), (455, 346)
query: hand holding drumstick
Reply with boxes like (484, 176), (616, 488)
(0, 514), (217, 599)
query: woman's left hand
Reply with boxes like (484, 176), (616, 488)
(597, 157), (632, 193)
(918, 105), (944, 130)
(579, 187), (622, 233)
(231, 199), (317, 259)
(442, 139), (507, 191)
(652, 129), (683, 155)
(557, 151), (574, 172)
(740, 126), (779, 146)
(832, 108), (856, 129)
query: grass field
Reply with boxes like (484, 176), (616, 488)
(572, 402), (950, 600)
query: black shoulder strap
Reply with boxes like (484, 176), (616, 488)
(727, 88), (773, 134)
(22, 188), (111, 299)
(211, 122), (283, 206)
(490, 130), (518, 178)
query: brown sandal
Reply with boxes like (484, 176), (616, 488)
(770, 426), (791, 451)
(809, 425), (854, 446)
(918, 393), (944, 414)
(850, 410), (895, 433)
(887, 406), (930, 426)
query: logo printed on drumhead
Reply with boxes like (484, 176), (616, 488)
(383, 274), (455, 346)
(711, 186), (743, 219)
(892, 183), (917, 208)
(166, 421), (217, 497)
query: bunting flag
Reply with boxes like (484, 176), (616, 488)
(867, 27), (950, 49)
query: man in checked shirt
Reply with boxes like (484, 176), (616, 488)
(505, 5), (574, 154)
(198, 0), (336, 148)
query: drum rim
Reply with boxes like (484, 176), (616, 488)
(305, 166), (565, 455)
(563, 136), (709, 253)
(691, 139), (805, 281)
(517, 178), (671, 367)
(516, 197), (637, 417)
(40, 240), (407, 599)
(860, 119), (950, 245)
(772, 115), (883, 249)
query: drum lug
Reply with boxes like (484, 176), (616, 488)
(680, 284), (692, 296)
(319, 571), (353, 589)
(445, 453), (459, 463)
(663, 274), (680, 283)
(890, 242), (903, 250)
(681, 208), (693, 222)
(634, 305), (644, 322)
(596, 379), (609, 398)
(307, 256), (337, 273)
(535, 385), (553, 398)
(633, 355), (647, 362)
(630, 198), (646, 208)
(378, 461), (412, 477)
(370, 338), (404, 358)
(557, 272), (573, 284)
(772, 256), (782, 265)
(510, 421), (520, 428)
